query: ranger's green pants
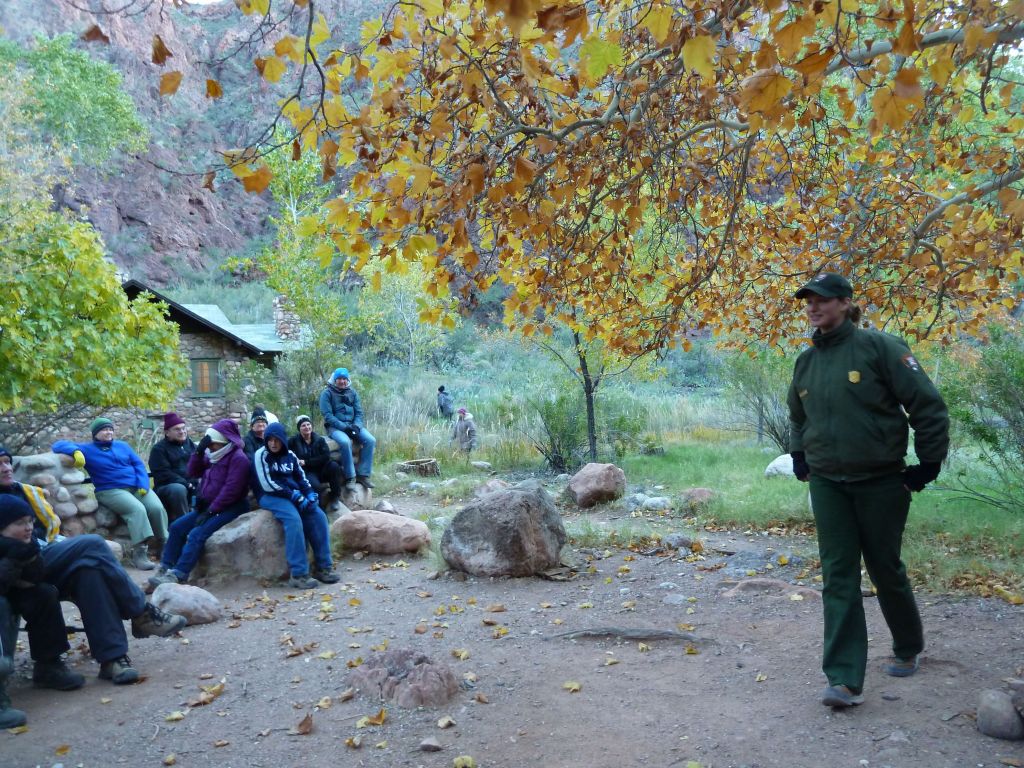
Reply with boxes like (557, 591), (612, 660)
(810, 473), (924, 694)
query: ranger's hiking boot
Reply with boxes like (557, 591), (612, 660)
(131, 543), (157, 571)
(131, 602), (186, 639)
(99, 656), (139, 685)
(288, 574), (318, 590)
(32, 659), (85, 691)
(0, 687), (27, 729)
(884, 656), (919, 677)
(356, 475), (375, 489)
(821, 685), (864, 708)
(147, 570), (180, 590)
(313, 568), (341, 584)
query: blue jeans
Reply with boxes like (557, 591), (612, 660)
(327, 427), (376, 479)
(259, 495), (333, 577)
(161, 499), (249, 579)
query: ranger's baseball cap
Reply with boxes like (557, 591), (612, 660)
(794, 273), (853, 299)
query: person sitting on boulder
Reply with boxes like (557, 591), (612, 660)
(319, 367), (376, 490)
(149, 419), (251, 589)
(0, 445), (186, 689)
(148, 412), (196, 524)
(252, 422), (340, 589)
(243, 407), (269, 462)
(0, 495), (85, 728)
(288, 415), (344, 508)
(451, 408), (478, 452)
(52, 418), (168, 571)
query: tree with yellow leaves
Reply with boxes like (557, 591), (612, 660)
(141, 0), (1024, 353)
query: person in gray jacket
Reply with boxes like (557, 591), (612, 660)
(319, 368), (376, 489)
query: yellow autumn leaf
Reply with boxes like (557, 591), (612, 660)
(755, 672), (768, 682)
(453, 757), (477, 768)
(604, 657), (620, 666)
(452, 648), (470, 660)
(159, 71), (183, 96)
(642, 6), (673, 44)
(162, 755), (177, 767)
(562, 680), (582, 692)
(165, 711), (186, 722)
(344, 735), (363, 749)
(349, 597), (362, 607)
(311, 13), (331, 47)
(739, 68), (792, 113)
(438, 714), (457, 728)
(682, 35), (716, 81)
(262, 56), (287, 83)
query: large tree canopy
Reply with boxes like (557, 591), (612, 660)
(159, 0), (1024, 353)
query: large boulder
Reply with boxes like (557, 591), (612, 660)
(764, 454), (794, 477)
(568, 463), (626, 508)
(977, 689), (1024, 740)
(441, 481), (565, 577)
(347, 649), (459, 708)
(152, 583), (223, 626)
(196, 510), (289, 581)
(333, 510), (431, 554)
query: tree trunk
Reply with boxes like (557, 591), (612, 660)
(575, 332), (599, 462)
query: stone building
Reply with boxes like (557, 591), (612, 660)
(0, 280), (304, 450)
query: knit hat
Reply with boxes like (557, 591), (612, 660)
(457, 407), (467, 415)
(296, 414), (312, 429)
(205, 427), (228, 444)
(332, 367), (350, 381)
(0, 494), (33, 531)
(264, 422), (288, 450)
(0, 444), (11, 462)
(794, 273), (853, 300)
(250, 407), (268, 426)
(90, 418), (114, 438)
(438, 385), (446, 393)
(163, 412), (185, 431)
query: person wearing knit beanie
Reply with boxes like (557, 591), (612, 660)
(90, 418), (114, 438)
(0, 493), (34, 532)
(149, 413), (196, 524)
(288, 415), (344, 508)
(244, 407), (270, 462)
(320, 366), (376, 490)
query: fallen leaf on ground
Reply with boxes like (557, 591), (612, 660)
(345, 735), (362, 749)
(638, 643), (651, 652)
(604, 658), (620, 666)
(165, 711), (186, 722)
(100, 697), (112, 704)
(474, 692), (489, 704)
(539, 602), (552, 608)
(318, 650), (338, 659)
(55, 745), (70, 756)
(685, 645), (700, 655)
(789, 593), (804, 601)
(213, 740), (229, 747)
(492, 626), (509, 639)
(578, 602), (593, 609)
(375, 740), (387, 748)
(755, 672), (768, 682)
(162, 756), (176, 766)
(349, 597), (361, 607)
(452, 648), (470, 660)
(339, 687), (356, 702)
(317, 696), (333, 709)
(463, 672), (478, 683)
(438, 715), (457, 728)
(453, 757), (476, 768)
(485, 603), (506, 612)
(346, 657), (363, 668)
(289, 713), (314, 735)
(563, 681), (581, 693)
(417, 591), (432, 598)
(199, 673), (214, 680)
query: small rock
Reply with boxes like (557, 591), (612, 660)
(658, 582), (678, 590)
(420, 737), (443, 752)
(60, 470), (87, 485)
(474, 479), (511, 498)
(151, 583), (223, 625)
(764, 454), (795, 478)
(396, 471), (409, 479)
(470, 461), (492, 471)
(554, 473), (570, 483)
(663, 533), (693, 550)
(440, 478), (459, 487)
(662, 593), (688, 605)
(881, 692), (901, 701)
(374, 499), (399, 515)
(886, 729), (909, 743)
(409, 481), (434, 492)
(641, 496), (672, 511)
(977, 689), (1024, 740)
(105, 540), (123, 560)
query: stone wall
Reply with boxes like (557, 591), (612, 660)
(11, 452), (115, 541)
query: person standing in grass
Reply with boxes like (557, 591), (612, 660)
(787, 273), (949, 709)
(451, 408), (478, 452)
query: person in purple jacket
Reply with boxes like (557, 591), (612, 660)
(147, 419), (251, 588)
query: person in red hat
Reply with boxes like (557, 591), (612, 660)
(148, 413), (197, 524)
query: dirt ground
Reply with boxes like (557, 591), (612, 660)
(3, 493), (1024, 768)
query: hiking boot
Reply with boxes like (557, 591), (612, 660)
(131, 543), (157, 571)
(0, 687), (27, 729)
(99, 656), (139, 685)
(883, 656), (919, 677)
(32, 659), (85, 691)
(343, 477), (358, 491)
(356, 475), (375, 489)
(821, 685), (864, 708)
(131, 602), (187, 639)
(313, 568), (341, 584)
(147, 570), (180, 590)
(287, 574), (318, 590)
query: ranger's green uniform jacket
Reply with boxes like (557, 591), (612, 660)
(787, 319), (949, 482)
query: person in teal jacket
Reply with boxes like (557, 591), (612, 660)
(52, 418), (168, 571)
(787, 273), (949, 709)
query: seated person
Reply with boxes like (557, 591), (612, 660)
(288, 415), (344, 506)
(243, 407), (269, 462)
(319, 368), (376, 489)
(149, 419), (251, 588)
(0, 495), (86, 728)
(148, 412), (196, 523)
(52, 418), (167, 571)
(252, 423), (339, 589)
(0, 446), (185, 689)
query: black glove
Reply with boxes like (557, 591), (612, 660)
(344, 426), (360, 440)
(903, 462), (941, 492)
(0, 558), (22, 593)
(791, 451), (810, 482)
(197, 435), (213, 454)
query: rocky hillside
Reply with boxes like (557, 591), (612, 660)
(0, 0), (387, 284)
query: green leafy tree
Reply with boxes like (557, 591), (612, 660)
(0, 34), (147, 164)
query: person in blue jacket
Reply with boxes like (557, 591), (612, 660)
(52, 418), (168, 571)
(319, 367), (376, 490)
(252, 422), (340, 589)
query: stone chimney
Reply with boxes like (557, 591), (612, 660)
(273, 296), (302, 341)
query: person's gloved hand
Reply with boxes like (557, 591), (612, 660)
(0, 558), (22, 592)
(290, 489), (305, 506)
(136, 487), (148, 497)
(791, 451), (810, 482)
(197, 435), (213, 455)
(305, 491), (319, 506)
(72, 450), (86, 469)
(903, 462), (941, 492)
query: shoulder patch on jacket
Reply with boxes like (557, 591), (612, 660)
(901, 354), (920, 372)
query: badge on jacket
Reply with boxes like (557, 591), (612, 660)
(902, 354), (920, 371)
(848, 370), (861, 383)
